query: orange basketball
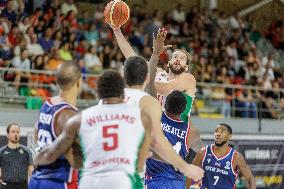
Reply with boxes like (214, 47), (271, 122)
(104, 0), (130, 27)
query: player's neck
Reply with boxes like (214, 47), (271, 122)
(102, 97), (124, 104)
(57, 90), (77, 106)
(213, 144), (230, 155)
(169, 71), (181, 79)
(129, 85), (144, 90)
(165, 112), (181, 121)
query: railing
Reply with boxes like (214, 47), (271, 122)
(0, 67), (283, 120)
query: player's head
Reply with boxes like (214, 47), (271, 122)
(124, 56), (148, 88)
(164, 90), (187, 116)
(6, 123), (20, 144)
(56, 61), (82, 96)
(168, 49), (192, 75)
(214, 123), (232, 147)
(97, 70), (125, 100)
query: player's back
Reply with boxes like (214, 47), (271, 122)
(32, 99), (78, 182)
(201, 144), (238, 189)
(79, 103), (145, 189)
(145, 112), (190, 181)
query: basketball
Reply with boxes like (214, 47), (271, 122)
(104, 0), (130, 27)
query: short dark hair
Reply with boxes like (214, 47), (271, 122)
(56, 61), (81, 90)
(165, 90), (187, 116)
(97, 70), (125, 99)
(124, 56), (148, 86)
(7, 123), (19, 134)
(218, 123), (232, 134)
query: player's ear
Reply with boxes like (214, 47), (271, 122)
(185, 65), (189, 71)
(228, 134), (232, 140)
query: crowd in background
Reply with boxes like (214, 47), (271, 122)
(0, 0), (283, 119)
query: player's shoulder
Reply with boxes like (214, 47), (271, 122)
(141, 95), (161, 107)
(182, 73), (196, 82)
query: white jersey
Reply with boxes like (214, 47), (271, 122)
(79, 103), (145, 189)
(98, 88), (149, 107)
(124, 88), (149, 106)
(155, 70), (169, 107)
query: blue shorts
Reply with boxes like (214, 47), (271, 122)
(145, 177), (185, 189)
(28, 177), (77, 189)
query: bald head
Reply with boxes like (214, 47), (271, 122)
(56, 61), (81, 90)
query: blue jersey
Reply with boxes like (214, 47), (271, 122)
(201, 145), (238, 189)
(32, 100), (78, 183)
(145, 112), (190, 181)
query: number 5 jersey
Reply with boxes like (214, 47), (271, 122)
(79, 102), (145, 189)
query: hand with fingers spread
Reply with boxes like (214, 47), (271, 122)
(153, 27), (172, 55)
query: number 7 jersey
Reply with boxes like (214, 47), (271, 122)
(79, 103), (145, 178)
(201, 145), (238, 189)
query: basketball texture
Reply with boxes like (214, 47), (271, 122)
(104, 0), (130, 27)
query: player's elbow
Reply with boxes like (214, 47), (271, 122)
(150, 134), (160, 152)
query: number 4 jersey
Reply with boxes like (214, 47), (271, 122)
(201, 145), (238, 189)
(145, 112), (190, 181)
(33, 99), (78, 182)
(79, 103), (145, 189)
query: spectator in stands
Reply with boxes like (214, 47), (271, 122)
(59, 41), (73, 61)
(84, 45), (102, 74)
(84, 24), (99, 46)
(27, 33), (44, 56)
(46, 49), (62, 71)
(172, 3), (186, 23)
(61, 0), (78, 15)
(210, 82), (231, 117)
(110, 51), (123, 73)
(18, 16), (30, 33)
(37, 27), (54, 52)
(11, 48), (31, 89)
(226, 39), (238, 60)
(234, 88), (257, 118)
(32, 55), (44, 70)
(1, 0), (17, 23)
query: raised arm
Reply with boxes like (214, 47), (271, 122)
(147, 28), (171, 97)
(111, 26), (136, 58)
(155, 73), (196, 96)
(34, 113), (81, 167)
(235, 152), (256, 189)
(142, 96), (204, 181)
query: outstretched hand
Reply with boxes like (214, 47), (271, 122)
(153, 27), (172, 55)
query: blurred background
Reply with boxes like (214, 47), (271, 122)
(0, 0), (283, 188)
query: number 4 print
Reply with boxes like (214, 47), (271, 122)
(103, 125), (119, 151)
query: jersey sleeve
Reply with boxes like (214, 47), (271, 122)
(180, 93), (193, 122)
